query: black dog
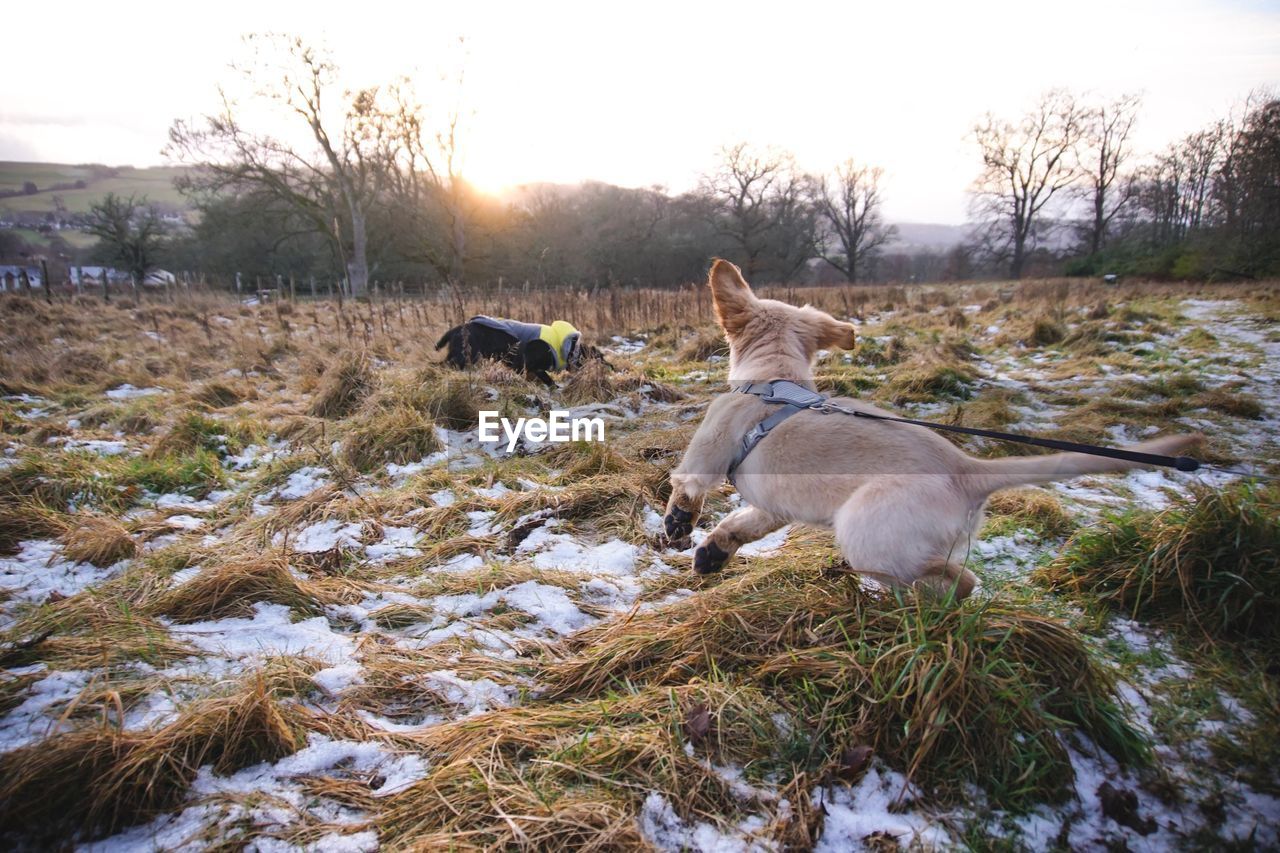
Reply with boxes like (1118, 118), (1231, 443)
(435, 316), (606, 386)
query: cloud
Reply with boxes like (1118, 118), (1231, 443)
(0, 132), (39, 161)
(0, 112), (137, 130)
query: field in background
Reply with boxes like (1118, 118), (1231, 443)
(0, 162), (188, 217)
(0, 278), (1277, 850)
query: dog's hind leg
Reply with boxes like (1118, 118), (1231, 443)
(913, 559), (978, 600)
(442, 328), (468, 368)
(693, 505), (785, 574)
(831, 476), (981, 601)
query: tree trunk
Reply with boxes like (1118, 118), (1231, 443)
(450, 202), (467, 288)
(1011, 234), (1026, 279)
(347, 206), (369, 298)
(847, 249), (858, 284)
(1091, 190), (1105, 255)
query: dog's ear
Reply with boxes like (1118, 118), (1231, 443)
(805, 308), (857, 350)
(708, 259), (756, 338)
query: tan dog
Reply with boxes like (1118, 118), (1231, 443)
(663, 260), (1200, 598)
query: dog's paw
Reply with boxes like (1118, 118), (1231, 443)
(663, 506), (694, 541)
(693, 540), (731, 575)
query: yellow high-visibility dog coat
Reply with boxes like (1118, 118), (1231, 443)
(470, 316), (581, 370)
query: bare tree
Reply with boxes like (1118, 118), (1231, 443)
(167, 35), (394, 297)
(970, 90), (1086, 278)
(810, 160), (896, 282)
(1077, 94), (1141, 255)
(695, 143), (816, 280)
(379, 77), (478, 292)
(1216, 95), (1280, 243)
(84, 193), (167, 283)
(1139, 123), (1227, 245)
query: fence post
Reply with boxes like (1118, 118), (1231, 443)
(41, 259), (52, 303)
(235, 272), (242, 298)
(310, 275), (316, 299)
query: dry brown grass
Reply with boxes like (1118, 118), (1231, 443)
(1, 280), (1277, 847)
(421, 375), (486, 430)
(308, 353), (373, 418)
(59, 513), (139, 567)
(559, 358), (616, 405)
(983, 489), (1076, 538)
(0, 679), (305, 841)
(1023, 315), (1067, 346)
(676, 326), (730, 361)
(341, 404), (442, 473)
(0, 497), (67, 555)
(536, 538), (1145, 806)
(143, 555), (331, 622)
(560, 360), (684, 407)
(380, 681), (796, 849)
(881, 346), (977, 404)
(191, 378), (252, 409)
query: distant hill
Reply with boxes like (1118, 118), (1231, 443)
(0, 162), (189, 219)
(884, 222), (971, 252)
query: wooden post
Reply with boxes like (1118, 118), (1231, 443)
(309, 275), (316, 299)
(74, 266), (83, 296)
(40, 259), (52, 304)
(235, 272), (242, 298)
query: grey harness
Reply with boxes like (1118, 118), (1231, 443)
(726, 380), (828, 483)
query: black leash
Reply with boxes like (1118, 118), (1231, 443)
(835, 406), (1202, 471)
(729, 381), (1279, 482)
(827, 403), (1280, 482)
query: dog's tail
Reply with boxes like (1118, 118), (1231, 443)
(435, 327), (457, 350)
(964, 433), (1201, 496)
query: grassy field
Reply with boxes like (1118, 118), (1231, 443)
(0, 278), (1277, 850)
(5, 227), (98, 251)
(0, 161), (188, 217)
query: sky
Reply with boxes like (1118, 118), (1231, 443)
(2, 0), (1277, 224)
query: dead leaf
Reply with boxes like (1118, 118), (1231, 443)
(1099, 780), (1157, 835)
(683, 703), (712, 743)
(836, 744), (874, 781)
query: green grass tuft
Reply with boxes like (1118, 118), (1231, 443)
(1038, 483), (1280, 647)
(543, 551), (1146, 809)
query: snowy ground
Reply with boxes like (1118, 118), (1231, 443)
(1, 293), (1278, 850)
